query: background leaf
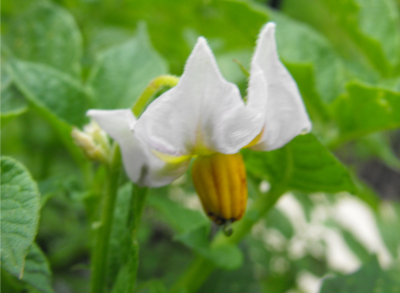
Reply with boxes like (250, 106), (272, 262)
(7, 59), (91, 127)
(82, 0), (269, 75)
(174, 225), (243, 270)
(270, 10), (347, 104)
(147, 187), (208, 234)
(282, 0), (400, 77)
(319, 256), (400, 293)
(4, 2), (83, 76)
(1, 156), (41, 278)
(243, 134), (356, 193)
(20, 243), (55, 293)
(88, 24), (168, 110)
(331, 82), (400, 143)
(1, 70), (27, 125)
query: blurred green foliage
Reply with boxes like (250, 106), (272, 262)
(1, 0), (400, 292)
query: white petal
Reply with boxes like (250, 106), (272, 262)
(248, 22), (312, 151)
(135, 37), (264, 156)
(87, 109), (190, 187)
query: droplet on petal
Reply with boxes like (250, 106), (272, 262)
(222, 220), (234, 237)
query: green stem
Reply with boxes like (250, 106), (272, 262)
(123, 185), (148, 292)
(90, 74), (175, 292)
(132, 75), (179, 116)
(90, 145), (121, 293)
(168, 185), (286, 293)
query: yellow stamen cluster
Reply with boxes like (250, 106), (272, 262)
(191, 153), (247, 225)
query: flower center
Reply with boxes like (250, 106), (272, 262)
(191, 153), (247, 225)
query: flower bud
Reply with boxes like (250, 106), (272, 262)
(191, 153), (247, 225)
(71, 121), (111, 164)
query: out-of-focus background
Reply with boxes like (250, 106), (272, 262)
(1, 0), (400, 293)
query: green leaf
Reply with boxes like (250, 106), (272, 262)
(4, 2), (82, 76)
(198, 245), (262, 293)
(282, 0), (400, 77)
(1, 156), (40, 278)
(356, 133), (400, 172)
(319, 256), (400, 293)
(1, 70), (27, 125)
(4, 57), (90, 167)
(1, 243), (55, 293)
(284, 63), (331, 123)
(78, 0), (349, 107)
(243, 133), (356, 193)
(88, 24), (168, 110)
(175, 225), (243, 270)
(84, 0), (269, 74)
(85, 26), (133, 57)
(331, 82), (400, 145)
(21, 243), (55, 293)
(6, 59), (91, 127)
(147, 187), (208, 234)
(351, 176), (381, 211)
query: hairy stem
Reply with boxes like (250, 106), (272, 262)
(122, 185), (148, 292)
(90, 145), (121, 293)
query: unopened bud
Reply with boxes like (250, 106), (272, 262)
(72, 121), (111, 164)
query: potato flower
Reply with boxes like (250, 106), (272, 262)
(88, 23), (311, 226)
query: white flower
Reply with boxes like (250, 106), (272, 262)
(88, 22), (311, 224)
(88, 23), (311, 224)
(89, 22), (310, 185)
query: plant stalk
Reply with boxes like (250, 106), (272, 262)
(123, 185), (148, 292)
(90, 145), (121, 293)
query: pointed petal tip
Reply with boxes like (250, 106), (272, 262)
(193, 36), (212, 54)
(183, 35), (220, 75)
(260, 22), (276, 38)
(266, 22), (276, 28)
(197, 36), (208, 44)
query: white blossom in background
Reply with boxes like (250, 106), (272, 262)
(272, 192), (393, 293)
(334, 197), (392, 268)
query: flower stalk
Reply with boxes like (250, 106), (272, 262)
(132, 75), (179, 116)
(121, 185), (148, 292)
(90, 144), (121, 293)
(89, 74), (178, 292)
